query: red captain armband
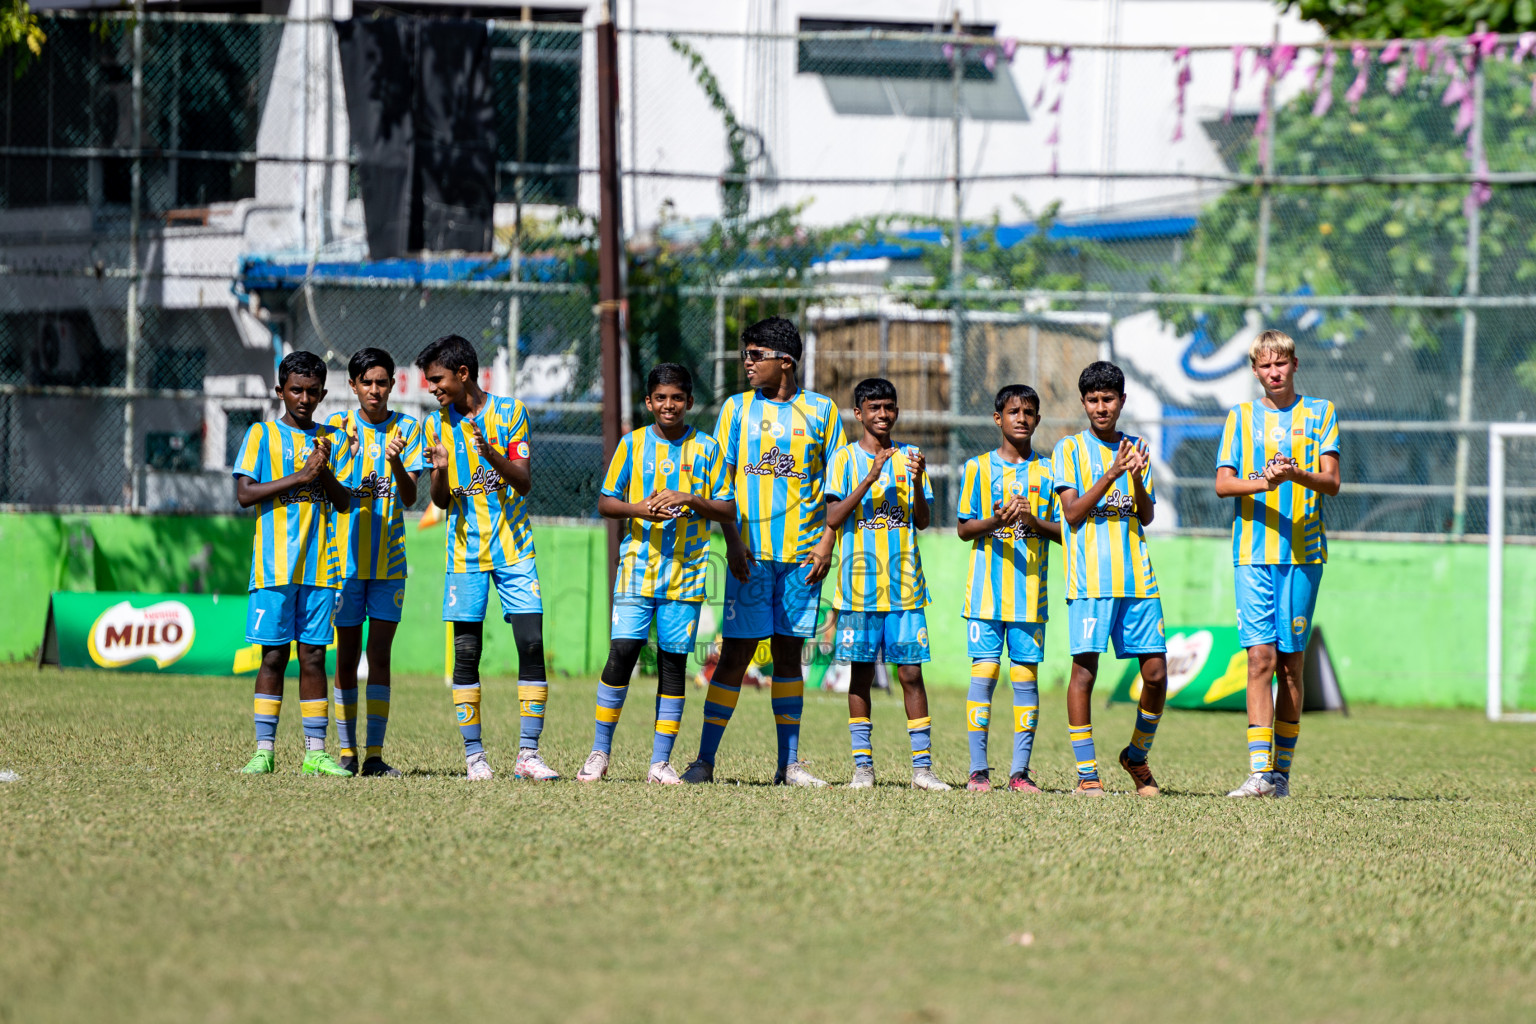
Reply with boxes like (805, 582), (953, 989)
(510, 439), (530, 460)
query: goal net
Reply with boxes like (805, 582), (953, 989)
(1487, 424), (1536, 722)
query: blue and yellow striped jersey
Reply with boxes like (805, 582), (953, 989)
(716, 389), (846, 563)
(825, 443), (933, 612)
(232, 419), (348, 591)
(1217, 396), (1340, 566)
(601, 424), (731, 601)
(325, 409), (426, 580)
(422, 395), (535, 573)
(1051, 430), (1159, 600)
(957, 449), (1057, 623)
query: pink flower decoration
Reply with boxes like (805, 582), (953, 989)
(1380, 40), (1404, 64)
(1226, 45), (1245, 121)
(1515, 33), (1536, 64)
(1455, 97), (1475, 134)
(1387, 61), (1409, 95)
(1413, 40), (1430, 71)
(942, 43), (955, 63)
(1311, 46), (1336, 118)
(983, 48), (997, 72)
(1442, 77), (1469, 107)
(1346, 43), (1369, 112)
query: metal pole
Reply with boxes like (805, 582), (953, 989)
(712, 287), (725, 405)
(1452, 56), (1484, 537)
(597, 1), (625, 587)
(1253, 23), (1278, 301)
(123, 0), (144, 508)
(509, 5), (530, 402)
(947, 12), (965, 523)
(1486, 426), (1503, 720)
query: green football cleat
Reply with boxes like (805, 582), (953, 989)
(240, 750), (276, 774)
(301, 750), (353, 777)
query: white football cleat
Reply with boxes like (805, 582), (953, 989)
(773, 761), (828, 788)
(465, 752), (493, 781)
(847, 764), (876, 789)
(679, 759), (714, 784)
(576, 750), (609, 783)
(646, 761), (683, 785)
(910, 767), (952, 792)
(1227, 772), (1276, 798)
(514, 748), (560, 781)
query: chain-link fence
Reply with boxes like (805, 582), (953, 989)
(2, 10), (1533, 538)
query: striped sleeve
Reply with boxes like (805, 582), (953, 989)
(232, 423), (266, 481)
(1217, 408), (1240, 470)
(705, 439), (731, 501)
(714, 396), (741, 467)
(822, 399), (848, 464)
(600, 434), (632, 498)
(1037, 459), (1058, 521)
(1051, 437), (1078, 493)
(1319, 400), (1340, 455)
(957, 458), (981, 520)
(504, 399), (530, 460)
(825, 445), (852, 500)
(1139, 440), (1157, 504)
(401, 416), (427, 473)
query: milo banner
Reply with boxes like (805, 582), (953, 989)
(1109, 624), (1346, 713)
(39, 591), (338, 677)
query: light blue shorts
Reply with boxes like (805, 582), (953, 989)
(1235, 563), (1323, 653)
(833, 608), (931, 665)
(722, 559), (825, 639)
(443, 560), (543, 622)
(336, 578), (406, 628)
(247, 584), (337, 647)
(965, 618), (1046, 664)
(1067, 597), (1166, 658)
(612, 595), (703, 654)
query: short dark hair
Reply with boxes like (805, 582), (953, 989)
(278, 350), (327, 386)
(741, 316), (802, 364)
(414, 334), (478, 377)
(995, 383), (1040, 413)
(348, 347), (396, 381)
(647, 362), (693, 397)
(853, 377), (898, 408)
(1078, 361), (1126, 397)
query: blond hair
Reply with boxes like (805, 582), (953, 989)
(1249, 329), (1296, 365)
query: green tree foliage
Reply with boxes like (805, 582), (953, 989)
(1280, 0), (1536, 39)
(0, 0), (44, 69)
(1155, 58), (1536, 393)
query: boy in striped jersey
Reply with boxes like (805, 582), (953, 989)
(820, 378), (948, 791)
(417, 335), (558, 782)
(1052, 361), (1169, 797)
(234, 351), (353, 777)
(326, 348), (426, 777)
(679, 317), (846, 787)
(577, 364), (734, 784)
(1217, 330), (1339, 799)
(957, 384), (1061, 794)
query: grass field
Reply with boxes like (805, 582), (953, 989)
(3, 666), (1536, 1023)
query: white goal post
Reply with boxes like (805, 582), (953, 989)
(1487, 423), (1536, 722)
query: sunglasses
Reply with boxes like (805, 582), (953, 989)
(741, 348), (791, 364)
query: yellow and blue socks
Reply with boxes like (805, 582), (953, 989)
(593, 682), (628, 755)
(1247, 724), (1275, 774)
(908, 717), (932, 770)
(1069, 722), (1097, 781)
(365, 683), (390, 759)
(1274, 719), (1300, 775)
(652, 650), (688, 764)
(849, 716), (873, 767)
(771, 676), (804, 767)
(966, 660), (999, 773)
(1010, 662), (1039, 775)
(335, 687), (359, 758)
(253, 693), (281, 751)
(698, 679), (741, 764)
(300, 698), (329, 752)
(454, 684), (483, 757)
(1125, 707), (1162, 765)
(518, 683), (548, 750)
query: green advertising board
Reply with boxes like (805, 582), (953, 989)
(1108, 624), (1347, 713)
(1109, 625), (1251, 711)
(40, 591), (337, 677)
